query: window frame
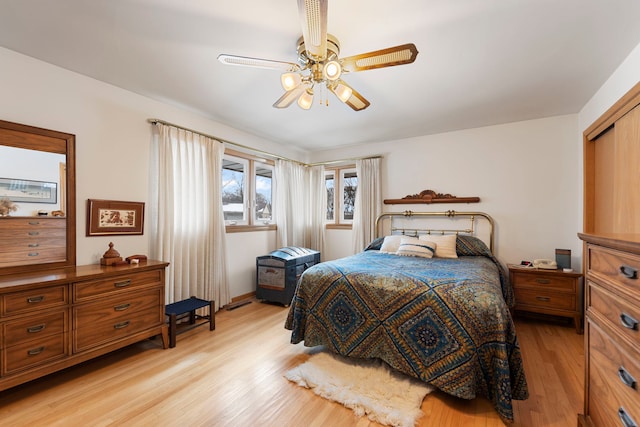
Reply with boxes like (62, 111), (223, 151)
(223, 149), (276, 233)
(325, 164), (356, 230)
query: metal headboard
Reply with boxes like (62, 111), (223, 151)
(375, 210), (495, 252)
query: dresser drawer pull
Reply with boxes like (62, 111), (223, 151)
(535, 296), (551, 302)
(27, 295), (45, 303)
(618, 367), (638, 390)
(535, 278), (551, 284)
(114, 303), (131, 311)
(28, 221), (40, 225)
(620, 265), (638, 280)
(114, 321), (131, 329)
(620, 313), (639, 331)
(28, 243), (40, 248)
(28, 231), (40, 236)
(114, 280), (131, 288)
(618, 408), (638, 427)
(27, 324), (46, 333)
(27, 346), (45, 356)
(28, 252), (40, 257)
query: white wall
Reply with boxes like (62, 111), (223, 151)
(0, 47), (299, 299)
(311, 115), (585, 270)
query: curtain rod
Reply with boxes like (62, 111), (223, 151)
(147, 118), (381, 167)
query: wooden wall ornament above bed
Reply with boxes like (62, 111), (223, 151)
(383, 189), (480, 204)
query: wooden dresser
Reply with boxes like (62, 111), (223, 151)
(0, 260), (168, 391)
(578, 234), (640, 427)
(579, 81), (640, 426)
(0, 217), (67, 268)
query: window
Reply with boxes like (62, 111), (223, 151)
(325, 166), (357, 227)
(222, 150), (274, 230)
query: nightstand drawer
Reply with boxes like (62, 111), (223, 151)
(514, 288), (576, 311)
(511, 271), (577, 293)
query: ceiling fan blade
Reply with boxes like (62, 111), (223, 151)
(341, 43), (419, 72)
(273, 85), (307, 108)
(297, 0), (328, 61)
(329, 80), (370, 111)
(218, 54), (301, 72)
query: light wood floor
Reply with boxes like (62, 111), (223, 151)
(0, 300), (583, 427)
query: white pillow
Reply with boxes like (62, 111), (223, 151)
(396, 236), (437, 258)
(419, 234), (458, 258)
(379, 235), (404, 253)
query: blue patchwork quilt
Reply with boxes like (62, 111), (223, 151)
(285, 237), (528, 422)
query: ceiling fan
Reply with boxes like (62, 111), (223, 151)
(217, 0), (419, 111)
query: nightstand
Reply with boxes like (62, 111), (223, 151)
(508, 265), (584, 334)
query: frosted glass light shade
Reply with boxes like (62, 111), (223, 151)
(281, 72), (302, 91)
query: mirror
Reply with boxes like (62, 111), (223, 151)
(0, 120), (76, 275)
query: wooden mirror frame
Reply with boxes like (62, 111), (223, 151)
(0, 119), (76, 275)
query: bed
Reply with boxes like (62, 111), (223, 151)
(284, 211), (529, 422)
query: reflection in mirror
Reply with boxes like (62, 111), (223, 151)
(0, 120), (75, 275)
(0, 146), (66, 216)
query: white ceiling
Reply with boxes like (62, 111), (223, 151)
(2, 0), (640, 151)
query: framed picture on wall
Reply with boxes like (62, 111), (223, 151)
(0, 177), (57, 203)
(86, 199), (145, 236)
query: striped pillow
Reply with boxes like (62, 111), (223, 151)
(396, 237), (437, 258)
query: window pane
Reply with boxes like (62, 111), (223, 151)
(325, 173), (334, 221)
(342, 171), (357, 221)
(255, 164), (272, 223)
(222, 158), (246, 222)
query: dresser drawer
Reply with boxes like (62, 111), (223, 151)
(73, 290), (162, 326)
(3, 310), (67, 347)
(3, 333), (67, 375)
(589, 282), (640, 348)
(73, 307), (162, 352)
(589, 245), (640, 297)
(514, 288), (576, 311)
(511, 271), (577, 293)
(589, 322), (640, 427)
(73, 270), (163, 301)
(1, 285), (68, 317)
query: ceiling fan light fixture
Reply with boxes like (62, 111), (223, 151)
(281, 72), (302, 91)
(297, 88), (314, 110)
(331, 81), (352, 103)
(324, 60), (341, 81)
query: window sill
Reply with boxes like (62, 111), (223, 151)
(326, 224), (353, 230)
(226, 224), (277, 233)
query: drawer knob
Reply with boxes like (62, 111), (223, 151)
(27, 346), (45, 356)
(618, 367), (637, 390)
(535, 278), (551, 284)
(618, 408), (638, 427)
(114, 320), (131, 329)
(620, 312), (639, 331)
(620, 265), (638, 280)
(27, 295), (45, 303)
(114, 280), (131, 288)
(114, 303), (131, 312)
(27, 324), (46, 333)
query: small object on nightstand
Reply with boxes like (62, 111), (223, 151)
(100, 242), (123, 266)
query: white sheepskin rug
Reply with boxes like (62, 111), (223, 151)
(284, 351), (434, 427)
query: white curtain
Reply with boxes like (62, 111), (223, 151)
(308, 164), (326, 258)
(274, 160), (325, 254)
(149, 123), (229, 310)
(352, 157), (382, 253)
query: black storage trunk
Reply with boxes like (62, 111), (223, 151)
(256, 246), (320, 306)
